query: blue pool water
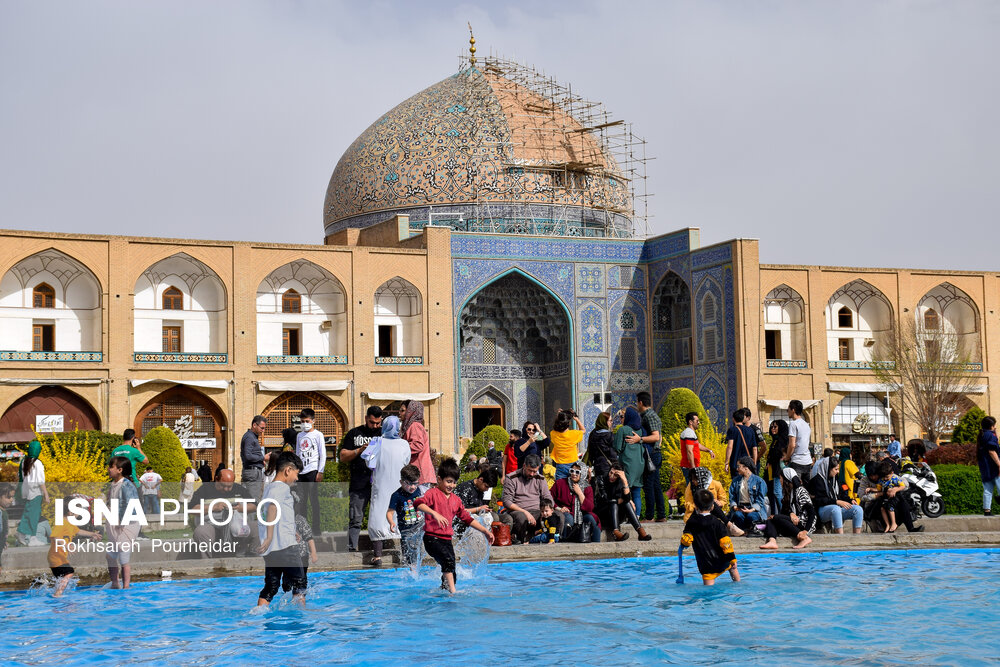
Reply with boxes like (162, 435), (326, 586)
(2, 548), (997, 666)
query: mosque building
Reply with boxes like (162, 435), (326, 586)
(2, 43), (997, 469)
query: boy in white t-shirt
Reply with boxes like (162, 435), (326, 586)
(257, 452), (305, 606)
(295, 408), (326, 534)
(139, 466), (163, 515)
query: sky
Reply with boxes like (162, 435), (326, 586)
(1, 0), (998, 269)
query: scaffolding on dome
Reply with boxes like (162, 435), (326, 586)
(443, 52), (651, 239)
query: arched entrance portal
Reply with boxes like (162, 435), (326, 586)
(261, 392), (346, 462)
(459, 272), (571, 436)
(135, 386), (227, 470)
(0, 386), (100, 444)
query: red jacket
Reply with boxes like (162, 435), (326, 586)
(415, 487), (474, 540)
(504, 443), (518, 475)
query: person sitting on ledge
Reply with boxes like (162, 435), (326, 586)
(809, 454), (864, 534)
(760, 468), (815, 550)
(501, 454), (560, 544)
(600, 461), (651, 542)
(550, 460), (601, 542)
(727, 457), (768, 536)
(191, 469), (257, 557)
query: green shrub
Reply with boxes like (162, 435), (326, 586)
(932, 464), (982, 514)
(462, 425), (509, 467)
(317, 496), (350, 532)
(323, 458), (351, 483)
(141, 426), (189, 482)
(952, 407), (987, 444)
(659, 388), (712, 440)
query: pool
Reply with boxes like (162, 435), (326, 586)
(3, 548), (997, 666)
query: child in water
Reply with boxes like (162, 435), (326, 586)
(415, 458), (495, 593)
(49, 495), (101, 597)
(681, 489), (740, 586)
(0, 483), (15, 576)
(387, 465), (425, 567)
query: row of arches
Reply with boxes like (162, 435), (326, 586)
(0, 384), (349, 471)
(0, 250), (422, 359)
(764, 280), (982, 364)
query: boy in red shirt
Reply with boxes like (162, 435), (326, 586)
(415, 457), (494, 593)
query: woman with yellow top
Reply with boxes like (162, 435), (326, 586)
(549, 409), (585, 481)
(838, 446), (860, 503)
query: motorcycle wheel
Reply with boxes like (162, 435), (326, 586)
(923, 495), (945, 518)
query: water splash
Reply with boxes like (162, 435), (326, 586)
(454, 513), (492, 580)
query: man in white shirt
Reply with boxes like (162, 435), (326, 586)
(295, 408), (326, 533)
(783, 399), (813, 480)
(139, 466), (163, 515)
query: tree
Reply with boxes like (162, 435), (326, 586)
(951, 406), (986, 444)
(871, 319), (980, 442)
(658, 388), (711, 441)
(461, 424), (509, 467)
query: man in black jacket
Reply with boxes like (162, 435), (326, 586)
(240, 415), (267, 501)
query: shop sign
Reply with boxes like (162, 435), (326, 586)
(35, 415), (64, 433)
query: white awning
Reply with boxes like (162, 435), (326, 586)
(827, 382), (988, 395)
(363, 392), (442, 402)
(760, 399), (822, 410)
(257, 380), (350, 392)
(130, 379), (230, 390)
(0, 378), (103, 385)
(827, 382), (898, 393)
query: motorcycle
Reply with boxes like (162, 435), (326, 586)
(901, 461), (945, 519)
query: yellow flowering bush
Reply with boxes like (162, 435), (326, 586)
(22, 430), (110, 525)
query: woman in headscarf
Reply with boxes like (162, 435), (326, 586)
(760, 468), (815, 549)
(363, 416), (411, 567)
(586, 412), (617, 481)
(613, 407), (646, 518)
(765, 420), (788, 515)
(808, 454), (864, 534)
(550, 460), (601, 542)
(401, 400), (435, 485)
(16, 439), (49, 545)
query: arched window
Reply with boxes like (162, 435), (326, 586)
(162, 286), (183, 310)
(702, 294), (716, 323)
(32, 283), (55, 308)
(281, 289), (301, 314)
(838, 306), (853, 328)
(923, 308), (939, 330)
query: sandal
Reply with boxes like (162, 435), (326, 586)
(371, 557), (382, 567)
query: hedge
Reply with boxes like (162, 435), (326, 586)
(462, 425), (509, 467)
(926, 443), (977, 466)
(932, 464), (983, 515)
(142, 426), (190, 482)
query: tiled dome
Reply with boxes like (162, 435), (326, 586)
(323, 65), (633, 238)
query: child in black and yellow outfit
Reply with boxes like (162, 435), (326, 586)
(681, 489), (741, 585)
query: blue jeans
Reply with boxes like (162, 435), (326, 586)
(554, 463), (574, 481)
(561, 511), (602, 543)
(984, 478), (1000, 510)
(818, 503), (864, 531)
(768, 477), (783, 515)
(142, 494), (160, 514)
(529, 532), (560, 544)
(642, 446), (666, 519)
(630, 486), (642, 519)
(729, 509), (765, 530)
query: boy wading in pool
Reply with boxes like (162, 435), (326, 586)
(414, 458), (494, 593)
(257, 453), (306, 607)
(681, 489), (740, 586)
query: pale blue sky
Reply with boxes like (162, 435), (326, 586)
(1, 1), (998, 268)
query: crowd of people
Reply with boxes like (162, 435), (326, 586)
(7, 392), (1000, 598)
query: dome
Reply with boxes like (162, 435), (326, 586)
(324, 63), (634, 239)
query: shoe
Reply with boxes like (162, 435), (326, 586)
(654, 518), (667, 523)
(371, 557), (382, 567)
(637, 527), (653, 542)
(727, 522), (745, 538)
(909, 525), (925, 533)
(613, 530), (630, 542)
(640, 518), (654, 523)
(985, 510), (993, 517)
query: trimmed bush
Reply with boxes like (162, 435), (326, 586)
(658, 388), (711, 441)
(323, 458), (352, 483)
(932, 464), (983, 514)
(952, 407), (987, 444)
(462, 425), (509, 467)
(926, 443), (977, 466)
(141, 426), (190, 482)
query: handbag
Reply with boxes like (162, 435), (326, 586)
(642, 443), (657, 475)
(563, 521), (592, 543)
(491, 522), (512, 547)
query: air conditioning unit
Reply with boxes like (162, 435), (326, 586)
(863, 338), (875, 347)
(319, 320), (332, 331)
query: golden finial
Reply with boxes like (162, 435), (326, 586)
(467, 22), (477, 67)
